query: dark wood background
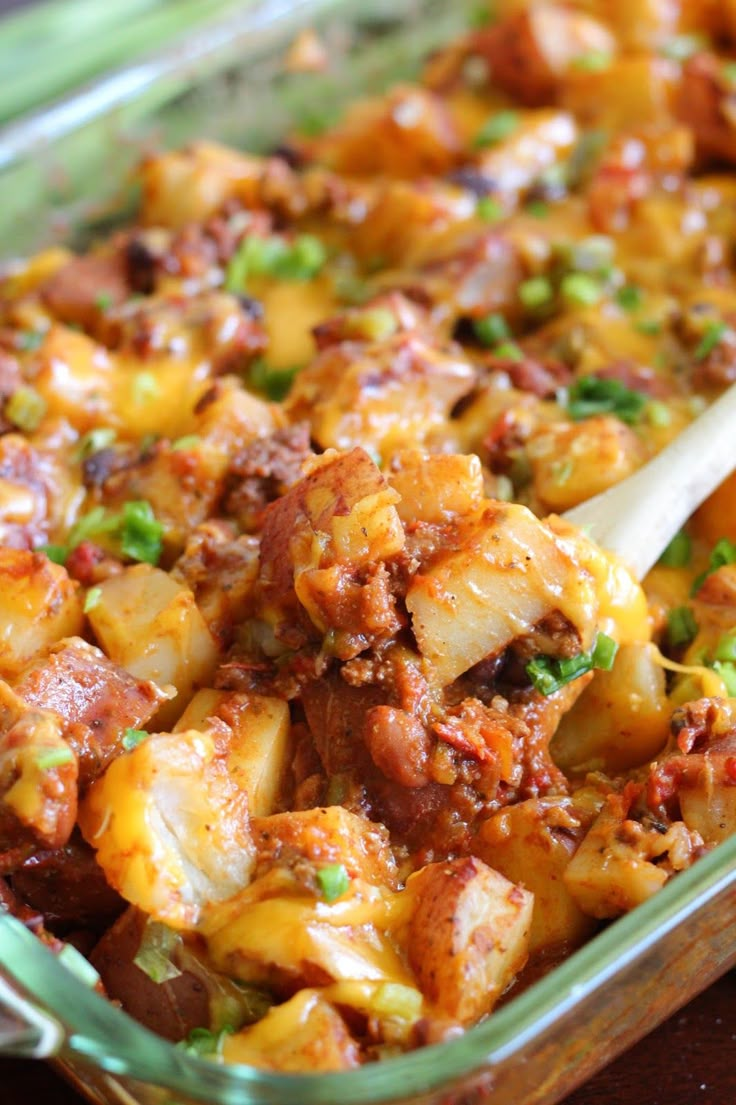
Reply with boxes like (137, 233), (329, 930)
(0, 1), (734, 1102)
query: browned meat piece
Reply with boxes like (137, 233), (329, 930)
(10, 833), (123, 928)
(13, 638), (167, 788)
(421, 231), (524, 322)
(594, 360), (675, 398)
(223, 423), (312, 532)
(485, 353), (572, 398)
(364, 705), (432, 788)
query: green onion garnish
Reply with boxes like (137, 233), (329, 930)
(315, 863), (350, 903)
(493, 340), (524, 362)
(713, 629), (736, 662)
(225, 234), (327, 292)
(249, 359), (302, 402)
(616, 284), (643, 312)
(120, 500), (164, 565)
(36, 746), (74, 770)
(74, 427), (116, 460)
(692, 536), (736, 594)
(711, 660), (736, 695)
(473, 313), (510, 346)
(667, 606), (697, 647)
(476, 196), (504, 223)
(560, 272), (602, 307)
(84, 586), (102, 613)
(122, 728), (148, 751)
(571, 50), (612, 72)
(694, 319), (728, 360)
(170, 434), (201, 452)
(519, 276), (554, 309)
(658, 530), (692, 568)
(6, 386), (46, 432)
(526, 632), (618, 696)
(473, 110), (519, 148)
(567, 375), (647, 424)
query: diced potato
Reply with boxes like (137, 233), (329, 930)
(258, 447), (405, 633)
(679, 755), (736, 845)
(14, 637), (169, 788)
(175, 689), (290, 817)
(32, 326), (116, 431)
(527, 415), (647, 513)
(405, 857), (533, 1024)
(474, 798), (597, 954)
(284, 336), (476, 460)
(87, 565), (220, 728)
(561, 57), (677, 130)
(78, 728), (255, 929)
(250, 806), (398, 887)
(0, 549), (83, 680)
(139, 142), (264, 228)
(551, 642), (670, 774)
(474, 110), (578, 196)
(205, 875), (413, 990)
(387, 450), (484, 525)
(406, 501), (598, 687)
(222, 990), (360, 1072)
(0, 689), (78, 851)
(308, 84), (460, 179)
(564, 793), (701, 919)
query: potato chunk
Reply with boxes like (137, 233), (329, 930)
(387, 450), (485, 525)
(406, 501), (597, 686)
(223, 990), (360, 1072)
(87, 565), (220, 728)
(405, 856), (533, 1024)
(175, 689), (291, 817)
(0, 549), (83, 680)
(474, 798), (596, 954)
(14, 637), (168, 788)
(78, 727), (254, 929)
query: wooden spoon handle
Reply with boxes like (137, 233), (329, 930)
(562, 382), (736, 580)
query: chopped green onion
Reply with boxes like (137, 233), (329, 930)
(171, 434), (201, 452)
(659, 33), (708, 62)
(714, 629), (736, 662)
(349, 307), (398, 342)
(692, 536), (736, 594)
(249, 359), (302, 401)
(134, 921), (182, 984)
(560, 272), (602, 307)
(694, 319), (728, 360)
(518, 276), (554, 309)
(476, 195), (504, 222)
(40, 544), (68, 565)
(473, 110), (519, 148)
(133, 372), (159, 404)
(315, 863), (350, 903)
(616, 284), (643, 312)
(567, 375), (647, 424)
(667, 606), (698, 647)
(179, 1026), (235, 1058)
(95, 291), (113, 312)
(67, 505), (120, 549)
(473, 313), (510, 346)
(74, 427), (116, 460)
(711, 660), (736, 695)
(493, 340), (524, 362)
(658, 530), (692, 567)
(225, 234), (327, 292)
(722, 61), (736, 85)
(6, 386), (46, 431)
(645, 400), (671, 427)
(526, 632), (618, 696)
(17, 330), (45, 351)
(525, 199), (549, 218)
(84, 586), (102, 613)
(122, 728), (149, 751)
(371, 982), (423, 1021)
(468, 3), (492, 27)
(57, 943), (100, 988)
(571, 50), (612, 73)
(635, 318), (662, 336)
(36, 746), (74, 770)
(120, 500), (164, 565)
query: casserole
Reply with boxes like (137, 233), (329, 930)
(0, 1), (735, 1103)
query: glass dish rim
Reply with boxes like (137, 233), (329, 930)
(1, 834), (734, 1104)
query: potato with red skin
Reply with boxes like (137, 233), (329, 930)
(10, 834), (123, 927)
(405, 856), (533, 1024)
(471, 6), (615, 106)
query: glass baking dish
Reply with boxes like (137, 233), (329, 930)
(0, 1), (734, 1103)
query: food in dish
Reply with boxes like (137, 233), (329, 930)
(1, 0), (735, 1073)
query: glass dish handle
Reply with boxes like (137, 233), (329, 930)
(0, 972), (63, 1058)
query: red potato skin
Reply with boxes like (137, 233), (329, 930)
(90, 907), (211, 1042)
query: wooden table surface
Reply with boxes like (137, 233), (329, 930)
(2, 969), (735, 1105)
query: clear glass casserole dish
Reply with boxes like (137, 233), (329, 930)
(0, 1), (734, 1103)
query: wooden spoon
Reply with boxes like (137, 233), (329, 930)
(563, 382), (736, 580)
